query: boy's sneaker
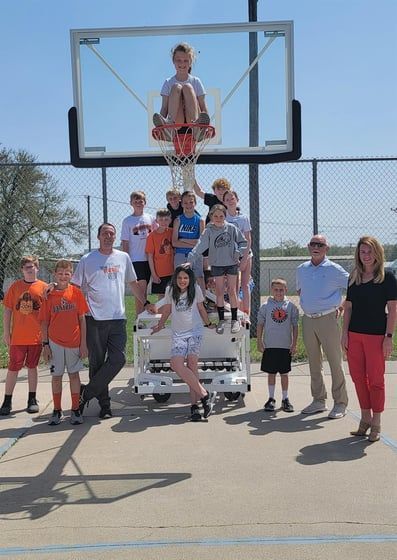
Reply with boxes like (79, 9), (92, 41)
(79, 384), (88, 414)
(216, 320), (226, 335)
(190, 404), (202, 422)
(70, 409), (84, 425)
(264, 397), (276, 411)
(26, 397), (39, 414)
(48, 410), (63, 425)
(153, 113), (173, 141)
(99, 407), (113, 419)
(201, 393), (214, 419)
(0, 402), (12, 416)
(282, 398), (294, 413)
(194, 112), (210, 141)
(231, 320), (240, 333)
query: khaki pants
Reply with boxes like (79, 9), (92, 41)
(302, 313), (348, 406)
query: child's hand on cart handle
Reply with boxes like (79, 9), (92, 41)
(151, 322), (165, 334)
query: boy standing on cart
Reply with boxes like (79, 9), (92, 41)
(257, 278), (299, 413)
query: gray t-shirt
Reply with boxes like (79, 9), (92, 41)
(257, 297), (299, 349)
(72, 249), (137, 320)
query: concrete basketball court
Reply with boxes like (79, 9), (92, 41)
(0, 361), (396, 559)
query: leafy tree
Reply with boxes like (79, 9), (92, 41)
(0, 147), (86, 294)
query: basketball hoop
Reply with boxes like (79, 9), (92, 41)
(152, 123), (215, 191)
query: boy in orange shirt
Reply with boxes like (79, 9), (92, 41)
(0, 256), (47, 415)
(145, 208), (174, 300)
(39, 260), (88, 425)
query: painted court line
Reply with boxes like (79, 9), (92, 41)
(0, 418), (34, 458)
(0, 534), (397, 556)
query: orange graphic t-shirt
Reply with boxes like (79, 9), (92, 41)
(3, 279), (48, 345)
(38, 285), (89, 348)
(145, 228), (174, 278)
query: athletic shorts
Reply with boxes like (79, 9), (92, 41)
(171, 334), (202, 358)
(133, 261), (151, 283)
(174, 252), (204, 278)
(211, 264), (238, 277)
(49, 340), (83, 376)
(8, 345), (42, 371)
(151, 275), (172, 294)
(261, 348), (291, 374)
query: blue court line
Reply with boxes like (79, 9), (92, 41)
(1, 534), (397, 555)
(347, 410), (397, 454)
(0, 535), (397, 556)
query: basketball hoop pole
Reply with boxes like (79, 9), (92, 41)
(248, 0), (260, 335)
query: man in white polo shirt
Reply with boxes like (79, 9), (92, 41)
(296, 234), (349, 419)
(74, 223), (155, 419)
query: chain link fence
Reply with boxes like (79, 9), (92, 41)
(1, 157), (397, 296)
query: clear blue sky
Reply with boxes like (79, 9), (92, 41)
(1, 0), (396, 161)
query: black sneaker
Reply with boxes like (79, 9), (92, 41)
(26, 397), (39, 414)
(264, 397), (276, 411)
(79, 384), (88, 414)
(190, 404), (202, 422)
(99, 407), (113, 419)
(0, 402), (12, 416)
(201, 392), (214, 419)
(48, 409), (63, 425)
(282, 398), (294, 413)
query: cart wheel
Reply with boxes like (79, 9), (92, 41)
(224, 392), (241, 401)
(153, 393), (171, 403)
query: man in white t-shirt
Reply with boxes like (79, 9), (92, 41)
(74, 223), (155, 419)
(121, 191), (157, 318)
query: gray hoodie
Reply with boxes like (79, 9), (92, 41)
(188, 222), (248, 267)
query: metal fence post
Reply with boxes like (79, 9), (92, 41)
(312, 158), (318, 235)
(101, 167), (108, 223)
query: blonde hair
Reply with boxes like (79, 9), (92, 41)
(212, 178), (231, 192)
(349, 236), (385, 286)
(20, 255), (39, 268)
(54, 259), (73, 272)
(166, 189), (181, 200)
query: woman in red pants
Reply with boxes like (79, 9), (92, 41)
(341, 236), (397, 442)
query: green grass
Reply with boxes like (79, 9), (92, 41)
(1, 298), (396, 367)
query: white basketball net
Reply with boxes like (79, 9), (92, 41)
(152, 124), (215, 191)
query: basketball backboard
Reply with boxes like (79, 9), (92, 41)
(69, 21), (301, 167)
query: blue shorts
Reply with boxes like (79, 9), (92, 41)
(171, 334), (203, 357)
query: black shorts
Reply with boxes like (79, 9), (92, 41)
(151, 275), (172, 294)
(133, 261), (151, 283)
(261, 348), (291, 374)
(211, 264), (238, 277)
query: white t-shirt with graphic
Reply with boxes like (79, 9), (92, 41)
(121, 213), (157, 262)
(164, 284), (204, 336)
(72, 249), (137, 320)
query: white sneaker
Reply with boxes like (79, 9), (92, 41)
(153, 113), (173, 141)
(301, 400), (328, 415)
(231, 320), (240, 333)
(216, 320), (226, 335)
(328, 403), (346, 419)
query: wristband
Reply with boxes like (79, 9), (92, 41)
(204, 321), (212, 327)
(42, 341), (49, 346)
(143, 300), (150, 307)
(385, 333), (393, 338)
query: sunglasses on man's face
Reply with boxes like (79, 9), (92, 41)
(309, 241), (326, 248)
